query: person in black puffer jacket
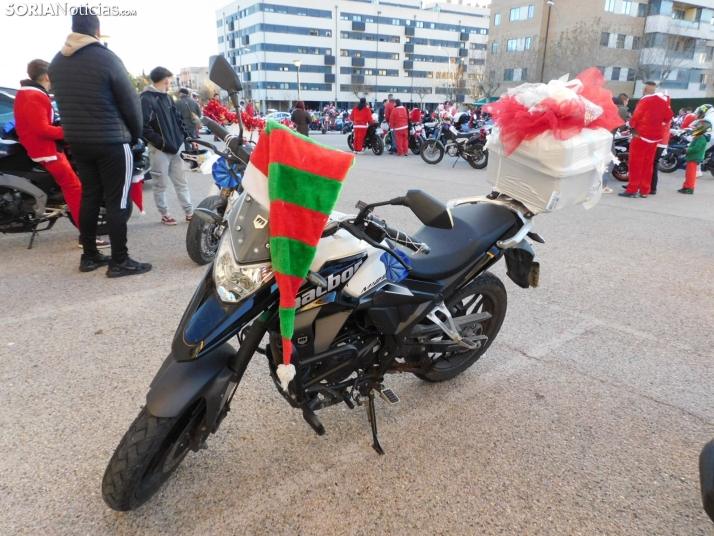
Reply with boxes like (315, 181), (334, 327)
(48, 13), (151, 278)
(140, 67), (194, 226)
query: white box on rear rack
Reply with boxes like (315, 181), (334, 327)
(485, 126), (613, 214)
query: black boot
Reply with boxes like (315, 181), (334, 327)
(106, 257), (152, 278)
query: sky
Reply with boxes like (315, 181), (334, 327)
(0, 0), (229, 87)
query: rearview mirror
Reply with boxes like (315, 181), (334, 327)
(209, 55), (243, 94)
(404, 190), (453, 229)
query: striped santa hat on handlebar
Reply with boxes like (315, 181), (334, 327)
(242, 120), (354, 391)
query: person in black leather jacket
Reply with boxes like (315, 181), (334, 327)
(49, 13), (151, 277)
(140, 67), (194, 226)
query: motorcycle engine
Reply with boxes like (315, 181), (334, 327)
(447, 145), (460, 157)
(0, 189), (33, 219)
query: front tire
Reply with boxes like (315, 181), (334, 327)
(612, 162), (629, 182)
(371, 135), (384, 155)
(186, 195), (227, 265)
(414, 272), (507, 382)
(102, 399), (206, 511)
(658, 153), (679, 173)
(420, 140), (445, 165)
(701, 439), (714, 522)
(347, 133), (355, 152)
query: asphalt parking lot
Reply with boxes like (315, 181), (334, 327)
(1, 132), (713, 535)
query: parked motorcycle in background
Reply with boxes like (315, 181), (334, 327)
(420, 117), (488, 169)
(347, 123), (385, 155)
(611, 128), (631, 182)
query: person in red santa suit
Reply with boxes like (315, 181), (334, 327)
(409, 105), (421, 125)
(13, 59), (108, 248)
(349, 97), (373, 153)
(619, 81), (673, 198)
(389, 98), (410, 156)
(649, 94), (673, 195)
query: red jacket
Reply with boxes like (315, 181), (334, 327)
(389, 106), (409, 130)
(245, 103), (255, 117)
(409, 108), (421, 124)
(14, 82), (64, 161)
(384, 100), (395, 123)
(681, 113), (696, 129)
(349, 105), (373, 126)
(630, 93), (674, 142)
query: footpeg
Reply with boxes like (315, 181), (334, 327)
(379, 388), (399, 404)
(427, 302), (479, 350)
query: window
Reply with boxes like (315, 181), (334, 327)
(391, 36), (400, 43)
(507, 39), (517, 51)
(504, 68), (514, 81)
(621, 1), (631, 15)
(309, 29), (319, 36)
(492, 41), (499, 54)
(611, 67), (621, 81)
(392, 19), (400, 25)
(340, 49), (348, 56)
(391, 53), (399, 59)
(616, 34), (625, 48)
(494, 13), (501, 26)
(701, 73), (710, 84)
(637, 3), (646, 17)
(600, 32), (609, 46)
(525, 37), (531, 50)
(509, 7), (520, 21)
(627, 68), (636, 81)
(527, 5), (534, 18)
(632, 36), (641, 50)
(365, 17), (374, 22)
(352, 15), (361, 21)
(416, 21), (424, 28)
(325, 30), (331, 37)
(378, 69), (387, 76)
(340, 14), (349, 20)
(605, 0), (615, 12)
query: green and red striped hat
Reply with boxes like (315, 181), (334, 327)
(242, 120), (355, 390)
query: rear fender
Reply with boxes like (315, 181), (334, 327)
(503, 239), (538, 289)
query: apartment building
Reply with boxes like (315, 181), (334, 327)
(215, 0), (490, 111)
(179, 67), (210, 90)
(487, 0), (714, 98)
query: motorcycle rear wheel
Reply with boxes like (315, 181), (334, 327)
(347, 133), (354, 152)
(420, 140), (445, 165)
(658, 153), (679, 173)
(67, 201), (133, 236)
(102, 398), (207, 511)
(186, 195), (228, 265)
(464, 142), (488, 169)
(701, 439), (714, 522)
(414, 272), (507, 382)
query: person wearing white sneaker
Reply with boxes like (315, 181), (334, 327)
(140, 67), (195, 225)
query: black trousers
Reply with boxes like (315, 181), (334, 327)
(71, 142), (133, 263)
(651, 146), (664, 193)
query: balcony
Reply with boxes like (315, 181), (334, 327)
(352, 21), (365, 32)
(351, 75), (365, 84)
(404, 60), (414, 70)
(645, 15), (710, 39)
(324, 54), (335, 66)
(229, 39), (236, 49)
(243, 71), (251, 81)
(405, 43), (415, 53)
(458, 47), (469, 57)
(460, 32), (469, 41)
(352, 57), (365, 67)
(325, 73), (335, 83)
(405, 26), (415, 36)
(242, 35), (249, 45)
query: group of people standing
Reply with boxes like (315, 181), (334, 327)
(12, 13), (216, 277)
(347, 94), (421, 156)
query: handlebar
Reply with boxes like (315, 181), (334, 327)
(197, 117), (253, 165)
(368, 215), (430, 255)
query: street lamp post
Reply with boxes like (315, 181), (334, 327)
(293, 59), (302, 102)
(376, 10), (382, 106)
(439, 45), (454, 102)
(545, 1), (562, 81)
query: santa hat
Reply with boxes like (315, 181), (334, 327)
(242, 120), (354, 391)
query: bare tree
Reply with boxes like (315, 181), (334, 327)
(549, 18), (630, 80)
(347, 83), (373, 101)
(472, 39), (537, 99)
(636, 31), (690, 85)
(414, 85), (430, 107)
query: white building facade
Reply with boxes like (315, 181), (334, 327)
(215, 0), (490, 111)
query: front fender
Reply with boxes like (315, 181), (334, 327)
(146, 342), (235, 419)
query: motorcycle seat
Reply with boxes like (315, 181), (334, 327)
(403, 203), (518, 280)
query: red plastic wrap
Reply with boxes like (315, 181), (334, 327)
(201, 101), (295, 133)
(484, 67), (624, 156)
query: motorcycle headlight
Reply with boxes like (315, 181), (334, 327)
(213, 236), (273, 303)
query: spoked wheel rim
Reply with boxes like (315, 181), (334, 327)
(199, 222), (220, 258)
(658, 154), (678, 172)
(422, 142), (442, 163)
(428, 290), (495, 372)
(133, 399), (206, 506)
(612, 163), (629, 181)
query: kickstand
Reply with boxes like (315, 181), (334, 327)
(366, 390), (385, 455)
(452, 156), (460, 168)
(27, 226), (39, 249)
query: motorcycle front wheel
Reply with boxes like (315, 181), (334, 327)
(701, 439), (714, 522)
(67, 201), (133, 237)
(611, 162), (629, 181)
(347, 133), (354, 152)
(371, 135), (384, 155)
(658, 153), (679, 173)
(186, 195), (227, 265)
(102, 399), (207, 511)
(414, 272), (506, 382)
(420, 140), (445, 165)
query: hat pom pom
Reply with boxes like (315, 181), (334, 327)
(276, 363), (296, 391)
